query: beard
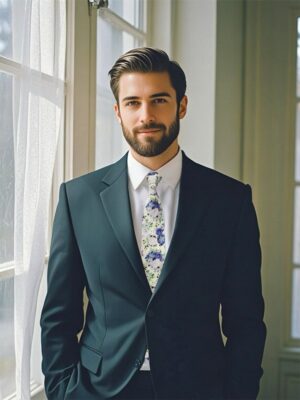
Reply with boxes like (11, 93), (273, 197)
(120, 112), (180, 157)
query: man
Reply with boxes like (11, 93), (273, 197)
(40, 48), (266, 400)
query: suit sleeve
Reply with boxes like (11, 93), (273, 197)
(221, 184), (267, 400)
(40, 183), (86, 399)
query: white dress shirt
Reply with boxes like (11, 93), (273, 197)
(127, 149), (182, 256)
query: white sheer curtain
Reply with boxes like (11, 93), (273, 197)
(13, 1), (66, 398)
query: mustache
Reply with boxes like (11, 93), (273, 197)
(133, 123), (166, 134)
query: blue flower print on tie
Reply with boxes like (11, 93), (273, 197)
(147, 200), (161, 210)
(145, 251), (164, 263)
(156, 228), (165, 245)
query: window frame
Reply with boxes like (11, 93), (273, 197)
(286, 10), (300, 348)
(98, 4), (147, 41)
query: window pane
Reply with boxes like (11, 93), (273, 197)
(296, 103), (300, 182)
(1, 1), (65, 75)
(109, 0), (145, 31)
(0, 276), (15, 398)
(0, 0), (12, 59)
(297, 18), (300, 97)
(95, 17), (142, 168)
(293, 186), (300, 265)
(292, 268), (300, 338)
(0, 72), (14, 265)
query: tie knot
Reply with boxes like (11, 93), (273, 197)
(146, 172), (162, 191)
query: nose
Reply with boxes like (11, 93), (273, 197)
(139, 103), (155, 125)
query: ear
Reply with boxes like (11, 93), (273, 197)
(114, 103), (122, 124)
(178, 95), (188, 119)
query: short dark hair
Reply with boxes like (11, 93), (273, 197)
(108, 47), (186, 104)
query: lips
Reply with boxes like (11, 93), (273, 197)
(137, 129), (161, 134)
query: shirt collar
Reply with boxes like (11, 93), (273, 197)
(127, 148), (182, 190)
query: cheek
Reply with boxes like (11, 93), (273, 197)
(120, 111), (138, 127)
(162, 111), (177, 126)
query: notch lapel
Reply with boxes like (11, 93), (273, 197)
(99, 155), (151, 294)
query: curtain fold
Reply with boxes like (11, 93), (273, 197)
(13, 1), (66, 398)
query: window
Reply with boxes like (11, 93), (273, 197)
(0, 0), (66, 398)
(0, 71), (14, 268)
(291, 17), (300, 339)
(0, 1), (16, 396)
(95, 0), (147, 168)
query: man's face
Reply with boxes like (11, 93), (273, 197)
(114, 72), (187, 157)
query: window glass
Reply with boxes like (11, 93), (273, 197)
(297, 17), (300, 97)
(292, 268), (300, 338)
(109, 0), (145, 31)
(0, 0), (12, 59)
(95, 16), (143, 168)
(0, 276), (15, 398)
(0, 71), (14, 265)
(0, 0), (65, 75)
(296, 103), (300, 182)
(293, 186), (300, 265)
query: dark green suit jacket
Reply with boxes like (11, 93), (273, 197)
(40, 152), (266, 400)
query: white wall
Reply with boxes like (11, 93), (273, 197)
(174, 0), (217, 168)
(149, 0), (217, 167)
(150, 0), (217, 168)
(95, 0), (217, 170)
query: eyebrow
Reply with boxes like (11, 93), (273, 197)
(150, 92), (171, 99)
(121, 92), (172, 103)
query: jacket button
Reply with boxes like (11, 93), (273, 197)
(134, 359), (142, 368)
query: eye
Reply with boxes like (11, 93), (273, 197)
(153, 98), (167, 104)
(125, 100), (140, 107)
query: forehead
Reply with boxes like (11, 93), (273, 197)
(118, 71), (176, 100)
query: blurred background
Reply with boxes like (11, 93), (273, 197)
(0, 0), (299, 399)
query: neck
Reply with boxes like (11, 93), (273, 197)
(130, 141), (179, 170)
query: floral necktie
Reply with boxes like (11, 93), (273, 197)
(141, 172), (166, 292)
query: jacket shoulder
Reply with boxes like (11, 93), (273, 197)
(183, 153), (248, 192)
(64, 153), (128, 193)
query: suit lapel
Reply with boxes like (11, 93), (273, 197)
(99, 154), (151, 294)
(151, 153), (216, 297)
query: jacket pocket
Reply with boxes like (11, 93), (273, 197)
(80, 343), (103, 374)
